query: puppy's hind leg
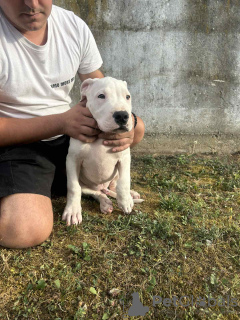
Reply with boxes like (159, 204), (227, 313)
(81, 186), (114, 214)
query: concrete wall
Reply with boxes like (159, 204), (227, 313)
(53, 0), (240, 154)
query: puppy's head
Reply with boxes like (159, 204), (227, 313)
(80, 77), (133, 133)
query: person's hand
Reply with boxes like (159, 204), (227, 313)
(62, 99), (100, 142)
(98, 126), (134, 152)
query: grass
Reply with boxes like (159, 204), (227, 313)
(1, 154), (240, 319)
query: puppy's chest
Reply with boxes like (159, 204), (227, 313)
(80, 139), (121, 180)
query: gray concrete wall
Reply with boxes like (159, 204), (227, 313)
(53, 0), (240, 154)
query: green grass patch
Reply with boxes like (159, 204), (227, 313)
(1, 154), (240, 319)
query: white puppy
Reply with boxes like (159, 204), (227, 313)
(62, 77), (143, 226)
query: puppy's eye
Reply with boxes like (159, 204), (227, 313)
(98, 94), (105, 99)
(126, 95), (131, 100)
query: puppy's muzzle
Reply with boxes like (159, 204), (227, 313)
(113, 111), (129, 126)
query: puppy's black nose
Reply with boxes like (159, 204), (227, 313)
(113, 111), (129, 126)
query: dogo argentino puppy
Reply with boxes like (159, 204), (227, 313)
(62, 77), (143, 226)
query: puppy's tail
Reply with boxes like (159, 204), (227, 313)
(102, 189), (144, 203)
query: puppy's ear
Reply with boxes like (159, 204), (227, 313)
(80, 78), (99, 99)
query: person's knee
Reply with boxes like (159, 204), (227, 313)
(0, 215), (53, 249)
(0, 194), (53, 249)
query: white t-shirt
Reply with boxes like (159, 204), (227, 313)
(0, 5), (103, 138)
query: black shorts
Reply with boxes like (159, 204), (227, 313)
(0, 135), (70, 199)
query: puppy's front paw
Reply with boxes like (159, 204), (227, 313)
(117, 194), (134, 214)
(62, 202), (82, 226)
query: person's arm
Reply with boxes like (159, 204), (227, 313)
(0, 69), (105, 148)
(0, 101), (101, 147)
(0, 113), (65, 147)
(79, 69), (104, 82)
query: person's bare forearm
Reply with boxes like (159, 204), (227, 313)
(0, 69), (105, 148)
(0, 100), (101, 147)
(0, 113), (65, 147)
